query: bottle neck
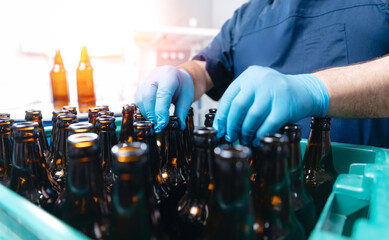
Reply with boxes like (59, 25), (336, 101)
(134, 128), (160, 175)
(120, 111), (134, 142)
(97, 128), (118, 173)
(162, 127), (186, 169)
(52, 126), (69, 167)
(188, 146), (212, 198)
(288, 141), (304, 191)
(304, 129), (332, 169)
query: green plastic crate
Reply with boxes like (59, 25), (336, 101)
(1, 118), (388, 239)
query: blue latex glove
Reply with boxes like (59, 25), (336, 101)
(135, 66), (194, 133)
(213, 66), (329, 147)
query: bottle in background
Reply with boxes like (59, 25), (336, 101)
(48, 110), (69, 162)
(95, 116), (118, 193)
(251, 134), (305, 240)
(183, 107), (194, 164)
(62, 106), (78, 117)
(204, 109), (215, 128)
(55, 133), (109, 239)
(47, 114), (77, 193)
(9, 122), (57, 213)
(0, 118), (13, 187)
(303, 117), (336, 217)
(25, 109), (49, 158)
(88, 106), (104, 129)
(119, 104), (136, 143)
(204, 144), (254, 240)
(280, 124), (316, 235)
(109, 142), (154, 240)
(177, 127), (217, 239)
(50, 50), (70, 110)
(76, 46), (96, 113)
(0, 113), (10, 119)
(134, 112), (146, 122)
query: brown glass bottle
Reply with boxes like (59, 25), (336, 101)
(9, 122), (57, 213)
(204, 111), (215, 128)
(68, 122), (93, 136)
(47, 114), (77, 193)
(159, 116), (189, 237)
(177, 127), (217, 239)
(119, 104), (136, 143)
(204, 144), (255, 240)
(303, 117), (336, 217)
(0, 118), (13, 187)
(50, 50), (70, 110)
(251, 134), (305, 240)
(48, 110), (69, 159)
(280, 124), (316, 236)
(183, 107), (195, 164)
(25, 109), (49, 158)
(109, 142), (155, 240)
(77, 46), (96, 113)
(88, 106), (104, 129)
(95, 116), (118, 193)
(98, 111), (114, 117)
(55, 133), (109, 239)
(97, 105), (110, 111)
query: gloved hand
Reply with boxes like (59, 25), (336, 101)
(135, 66), (194, 133)
(213, 66), (329, 147)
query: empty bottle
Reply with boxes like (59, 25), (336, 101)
(63, 106), (78, 116)
(0, 118), (13, 187)
(25, 109), (49, 158)
(119, 104), (136, 143)
(183, 107), (194, 164)
(204, 144), (255, 240)
(177, 127), (217, 239)
(303, 117), (336, 217)
(95, 116), (118, 193)
(68, 122), (94, 136)
(280, 124), (316, 235)
(55, 133), (109, 239)
(109, 142), (155, 240)
(204, 110), (215, 128)
(88, 106), (104, 128)
(77, 46), (96, 113)
(251, 134), (305, 240)
(50, 50), (70, 110)
(48, 110), (69, 160)
(9, 122), (57, 213)
(47, 114), (77, 193)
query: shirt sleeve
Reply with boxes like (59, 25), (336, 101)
(192, 2), (253, 101)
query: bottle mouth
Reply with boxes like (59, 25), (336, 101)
(111, 142), (148, 163)
(68, 133), (99, 148)
(215, 144), (251, 161)
(123, 103), (137, 111)
(98, 111), (114, 117)
(57, 114), (77, 122)
(12, 121), (38, 131)
(279, 124), (302, 142)
(25, 109), (41, 115)
(135, 113), (145, 120)
(194, 127), (216, 136)
(134, 120), (154, 128)
(69, 122), (93, 133)
(0, 119), (13, 125)
(62, 106), (78, 114)
(52, 110), (70, 116)
(260, 133), (288, 145)
(0, 113), (10, 118)
(88, 106), (104, 113)
(209, 108), (217, 114)
(310, 117), (331, 130)
(96, 116), (115, 123)
(96, 105), (109, 111)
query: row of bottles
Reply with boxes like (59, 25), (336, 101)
(50, 47), (96, 112)
(0, 104), (335, 240)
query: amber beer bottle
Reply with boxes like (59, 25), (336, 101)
(251, 134), (305, 240)
(95, 116), (118, 193)
(62, 106), (78, 116)
(0, 118), (13, 187)
(109, 142), (154, 240)
(177, 127), (217, 239)
(47, 114), (77, 192)
(119, 104), (136, 143)
(88, 106), (104, 129)
(77, 46), (96, 113)
(48, 110), (69, 158)
(303, 117), (336, 217)
(280, 124), (316, 235)
(183, 107), (194, 163)
(55, 133), (109, 239)
(204, 144), (255, 240)
(68, 122), (93, 136)
(9, 122), (57, 212)
(98, 111), (114, 117)
(50, 50), (70, 110)
(25, 109), (49, 158)
(204, 109), (216, 128)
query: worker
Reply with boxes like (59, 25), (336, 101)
(136, 0), (389, 147)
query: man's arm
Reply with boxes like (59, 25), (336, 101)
(178, 60), (213, 101)
(314, 55), (389, 118)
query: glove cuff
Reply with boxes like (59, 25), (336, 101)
(300, 74), (330, 117)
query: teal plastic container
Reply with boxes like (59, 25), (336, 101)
(1, 118), (388, 239)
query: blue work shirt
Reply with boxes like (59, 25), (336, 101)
(193, 0), (389, 147)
